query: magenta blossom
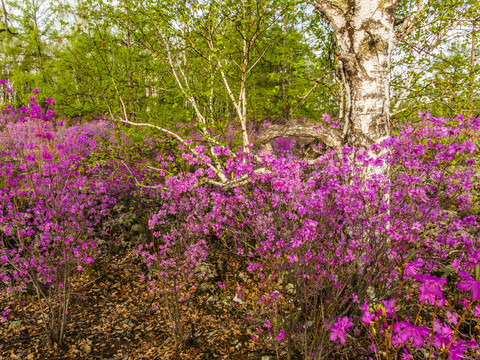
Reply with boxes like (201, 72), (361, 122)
(276, 330), (285, 342)
(449, 340), (466, 360)
(393, 321), (430, 349)
(452, 259), (461, 270)
(404, 258), (425, 279)
(446, 311), (459, 325)
(361, 301), (375, 324)
(382, 299), (400, 317)
(415, 273), (447, 306)
(433, 321), (452, 349)
(361, 311), (375, 325)
(457, 270), (480, 301)
(328, 317), (353, 344)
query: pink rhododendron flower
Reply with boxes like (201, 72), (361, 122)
(449, 340), (466, 360)
(452, 259), (461, 270)
(393, 321), (430, 349)
(382, 299), (399, 317)
(404, 258), (424, 278)
(361, 311), (375, 325)
(276, 331), (285, 342)
(457, 270), (480, 301)
(433, 320), (453, 349)
(446, 311), (459, 325)
(328, 317), (353, 344)
(415, 273), (447, 306)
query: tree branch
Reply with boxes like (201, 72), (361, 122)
(254, 124), (343, 152)
(289, 77), (323, 118)
(306, 0), (346, 31)
(397, 0), (424, 41)
(117, 117), (229, 183)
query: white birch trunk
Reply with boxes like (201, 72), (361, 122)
(313, 0), (398, 146)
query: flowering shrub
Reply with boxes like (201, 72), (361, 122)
(141, 114), (480, 358)
(0, 85), (142, 347)
(2, 80), (480, 358)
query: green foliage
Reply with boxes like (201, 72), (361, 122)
(392, 0), (480, 121)
(0, 0), (64, 105)
(1, 0), (339, 136)
(1, 0), (479, 136)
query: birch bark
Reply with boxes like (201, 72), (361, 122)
(312, 0), (398, 146)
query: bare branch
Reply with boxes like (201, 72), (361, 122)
(117, 117), (229, 183)
(185, 36), (210, 62)
(255, 124), (343, 151)
(397, 0), (424, 41)
(1, 0), (8, 34)
(121, 160), (163, 189)
(201, 167), (269, 189)
(289, 78), (322, 118)
(340, 64), (351, 141)
(305, 0), (346, 31)
(391, 100), (435, 117)
(246, 43), (271, 74)
(391, 62), (421, 112)
(206, 31), (250, 151)
(157, 29), (207, 126)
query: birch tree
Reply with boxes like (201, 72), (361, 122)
(309, 0), (397, 147)
(256, 0), (479, 150)
(253, 0), (399, 155)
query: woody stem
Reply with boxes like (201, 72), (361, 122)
(446, 300), (472, 352)
(428, 298), (437, 360)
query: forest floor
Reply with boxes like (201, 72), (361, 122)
(0, 249), (278, 360)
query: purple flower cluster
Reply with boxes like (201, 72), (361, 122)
(0, 92), (143, 346)
(141, 114), (480, 358)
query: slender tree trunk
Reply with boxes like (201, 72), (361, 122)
(470, 22), (476, 117)
(1, 0), (8, 35)
(281, 13), (287, 120)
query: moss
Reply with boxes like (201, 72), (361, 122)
(359, 37), (388, 56)
(331, 0), (349, 11)
(362, 19), (384, 31)
(378, 0), (393, 10)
